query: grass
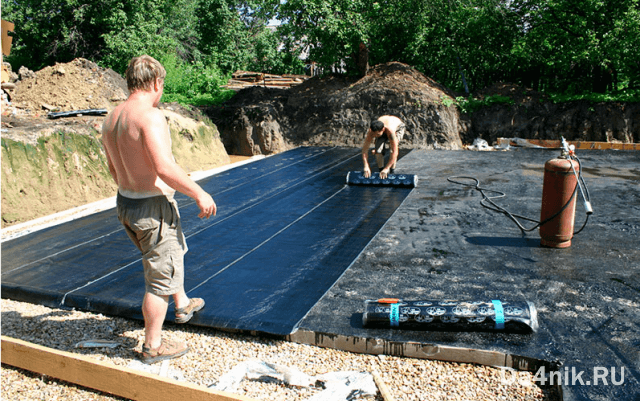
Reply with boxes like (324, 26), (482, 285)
(162, 90), (236, 107)
(548, 89), (640, 103)
(454, 95), (514, 114)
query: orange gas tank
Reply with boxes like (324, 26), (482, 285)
(540, 157), (579, 248)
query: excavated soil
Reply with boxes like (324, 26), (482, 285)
(203, 62), (464, 156)
(1, 59), (229, 228)
(10, 58), (129, 114)
(204, 64), (639, 156)
(2, 59), (638, 227)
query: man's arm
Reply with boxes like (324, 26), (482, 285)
(104, 151), (119, 186)
(361, 129), (373, 178)
(142, 109), (216, 218)
(101, 118), (119, 186)
(379, 130), (399, 178)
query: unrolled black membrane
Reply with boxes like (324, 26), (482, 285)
(362, 299), (538, 333)
(1, 147), (414, 336)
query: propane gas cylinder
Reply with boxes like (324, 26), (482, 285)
(540, 157), (579, 248)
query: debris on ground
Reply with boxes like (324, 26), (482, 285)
(210, 359), (378, 400)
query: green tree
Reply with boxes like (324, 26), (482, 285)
(512, 0), (640, 93)
(195, 0), (304, 74)
(2, 0), (201, 74)
(275, 0), (372, 75)
(613, 1), (640, 89)
(100, 0), (200, 74)
(2, 0), (116, 70)
(5, 0), (638, 99)
(196, 0), (252, 73)
(247, 26), (306, 74)
(273, 0), (524, 91)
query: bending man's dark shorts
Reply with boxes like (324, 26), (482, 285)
(117, 193), (188, 296)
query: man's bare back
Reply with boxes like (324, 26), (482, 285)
(376, 115), (403, 134)
(361, 115), (405, 178)
(102, 95), (174, 198)
(102, 71), (215, 218)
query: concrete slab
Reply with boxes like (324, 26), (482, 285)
(295, 148), (640, 401)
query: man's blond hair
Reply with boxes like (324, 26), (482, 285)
(126, 55), (167, 92)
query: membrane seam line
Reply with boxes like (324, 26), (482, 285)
(60, 258), (140, 305)
(57, 151), (360, 304)
(179, 147), (337, 208)
(213, 148), (336, 196)
(188, 186), (349, 294)
(3, 148), (341, 276)
(185, 151), (360, 238)
(2, 229), (123, 275)
(177, 147), (353, 215)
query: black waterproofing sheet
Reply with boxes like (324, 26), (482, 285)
(1, 147), (413, 336)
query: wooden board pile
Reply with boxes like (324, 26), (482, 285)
(224, 70), (310, 91)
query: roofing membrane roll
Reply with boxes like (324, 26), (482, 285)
(346, 171), (418, 188)
(362, 298), (538, 333)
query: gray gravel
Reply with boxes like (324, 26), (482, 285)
(1, 299), (559, 400)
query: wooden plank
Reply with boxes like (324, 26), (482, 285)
(1, 336), (256, 401)
(282, 74), (310, 80)
(574, 141), (640, 150)
(372, 371), (396, 401)
(504, 138), (639, 151)
(228, 70), (310, 88)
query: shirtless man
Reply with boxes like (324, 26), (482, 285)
(102, 55), (216, 364)
(361, 115), (406, 179)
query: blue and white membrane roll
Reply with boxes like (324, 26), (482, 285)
(346, 172), (418, 188)
(362, 299), (538, 333)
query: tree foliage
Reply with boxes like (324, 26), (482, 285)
(272, 0), (639, 94)
(511, 0), (640, 93)
(276, 0), (371, 74)
(2, 0), (639, 98)
(3, 0), (113, 70)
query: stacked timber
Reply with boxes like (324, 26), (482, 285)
(224, 70), (310, 91)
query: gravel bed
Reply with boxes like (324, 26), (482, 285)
(1, 299), (560, 400)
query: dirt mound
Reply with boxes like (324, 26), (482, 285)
(356, 62), (457, 100)
(205, 61), (464, 155)
(10, 58), (128, 114)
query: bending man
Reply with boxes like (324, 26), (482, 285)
(361, 115), (405, 179)
(102, 55), (216, 364)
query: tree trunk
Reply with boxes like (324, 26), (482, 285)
(357, 42), (369, 77)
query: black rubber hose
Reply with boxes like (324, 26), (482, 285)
(448, 155), (588, 235)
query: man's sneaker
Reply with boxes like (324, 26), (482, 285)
(175, 298), (205, 324)
(140, 339), (189, 364)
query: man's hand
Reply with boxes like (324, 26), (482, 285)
(363, 165), (372, 178)
(380, 168), (390, 179)
(196, 192), (216, 219)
